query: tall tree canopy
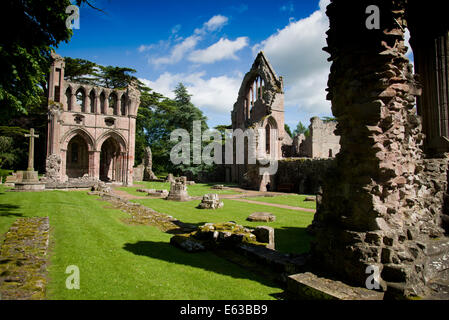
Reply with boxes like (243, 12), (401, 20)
(293, 121), (310, 137)
(0, 0), (95, 121)
(284, 124), (293, 138)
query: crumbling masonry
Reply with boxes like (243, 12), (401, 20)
(45, 53), (140, 186)
(308, 0), (449, 297)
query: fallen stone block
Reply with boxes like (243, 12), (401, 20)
(247, 212), (276, 222)
(197, 194), (224, 209)
(287, 272), (384, 300)
(253, 226), (275, 250)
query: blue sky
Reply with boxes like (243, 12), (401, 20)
(57, 0), (335, 131)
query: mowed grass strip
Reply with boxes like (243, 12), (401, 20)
(242, 194), (317, 210)
(0, 186), (281, 300)
(118, 181), (241, 197)
(132, 197), (314, 254)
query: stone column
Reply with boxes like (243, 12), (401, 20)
(308, 0), (448, 298)
(60, 149), (67, 182)
(410, 29), (449, 156)
(126, 116), (137, 186)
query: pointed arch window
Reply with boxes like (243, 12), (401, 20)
(66, 87), (72, 111)
(76, 88), (85, 112)
(266, 124), (271, 154)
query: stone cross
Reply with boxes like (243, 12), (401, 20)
(25, 128), (39, 171)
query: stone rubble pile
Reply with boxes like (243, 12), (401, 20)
(170, 222), (275, 252)
(197, 194), (224, 209)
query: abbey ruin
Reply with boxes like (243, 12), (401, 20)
(44, 53), (140, 187)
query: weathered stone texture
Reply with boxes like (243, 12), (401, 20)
(0, 217), (50, 300)
(287, 273), (384, 300)
(143, 146), (157, 181)
(308, 0), (449, 298)
(247, 212), (276, 222)
(46, 53), (140, 186)
(166, 177), (191, 201)
(197, 194), (224, 209)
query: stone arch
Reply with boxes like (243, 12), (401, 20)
(96, 130), (127, 153)
(61, 128), (95, 152)
(263, 117), (278, 156)
(60, 128), (96, 180)
(99, 91), (106, 114)
(65, 86), (72, 111)
(75, 87), (86, 112)
(89, 89), (96, 113)
(66, 134), (89, 178)
(109, 92), (118, 115)
(120, 94), (127, 116)
(97, 131), (128, 183)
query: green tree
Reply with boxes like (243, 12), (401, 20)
(284, 124), (293, 137)
(322, 116), (337, 123)
(99, 66), (139, 89)
(0, 136), (17, 169)
(293, 121), (310, 137)
(0, 0), (96, 121)
(64, 57), (100, 84)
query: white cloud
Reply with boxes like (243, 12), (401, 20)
(145, 15), (230, 67)
(203, 15), (228, 32)
(253, 0), (331, 116)
(150, 35), (201, 66)
(189, 37), (248, 64)
(140, 71), (242, 114)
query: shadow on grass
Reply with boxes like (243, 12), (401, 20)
(0, 204), (22, 217)
(166, 220), (209, 234)
(123, 240), (281, 289)
(274, 227), (313, 255)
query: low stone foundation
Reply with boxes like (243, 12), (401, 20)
(0, 217), (50, 300)
(287, 273), (384, 300)
(241, 158), (333, 194)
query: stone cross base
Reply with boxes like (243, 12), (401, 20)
(13, 182), (45, 191)
(14, 170), (45, 191)
(21, 171), (39, 183)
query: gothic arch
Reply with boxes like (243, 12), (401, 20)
(60, 128), (95, 151)
(96, 130), (128, 153)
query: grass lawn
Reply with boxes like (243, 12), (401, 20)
(0, 186), (282, 300)
(242, 194), (317, 210)
(118, 181), (241, 197)
(132, 198), (314, 254)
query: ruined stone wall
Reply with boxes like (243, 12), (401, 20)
(309, 0), (449, 297)
(309, 117), (341, 158)
(133, 164), (144, 182)
(235, 158), (333, 195)
(275, 159), (334, 195)
(46, 54), (140, 186)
